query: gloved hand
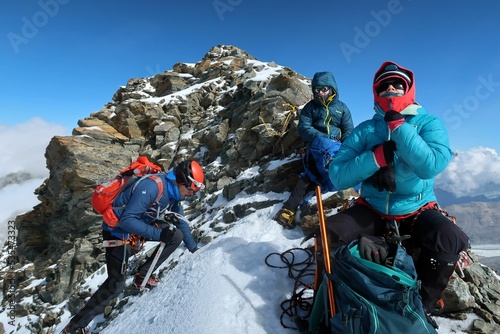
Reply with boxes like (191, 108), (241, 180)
(370, 162), (396, 192)
(163, 212), (181, 226)
(159, 225), (177, 244)
(384, 110), (404, 131)
(358, 234), (389, 264)
(373, 140), (396, 167)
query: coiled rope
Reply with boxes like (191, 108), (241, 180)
(265, 246), (316, 329)
(259, 103), (297, 138)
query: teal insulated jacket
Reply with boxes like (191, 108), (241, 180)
(329, 103), (452, 215)
(298, 72), (353, 143)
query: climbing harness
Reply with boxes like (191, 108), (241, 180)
(102, 233), (146, 275)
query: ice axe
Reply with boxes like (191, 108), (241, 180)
(315, 185), (336, 317)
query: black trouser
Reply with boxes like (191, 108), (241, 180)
(410, 209), (469, 312)
(325, 203), (469, 312)
(282, 177), (316, 212)
(70, 229), (183, 329)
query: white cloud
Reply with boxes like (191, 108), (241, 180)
(0, 178), (44, 244)
(0, 118), (66, 245)
(436, 147), (500, 198)
(0, 118), (66, 178)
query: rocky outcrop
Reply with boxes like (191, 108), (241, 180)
(2, 45), (500, 333)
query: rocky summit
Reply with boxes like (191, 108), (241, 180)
(2, 45), (500, 333)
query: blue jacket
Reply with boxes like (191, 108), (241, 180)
(102, 170), (197, 251)
(298, 72), (353, 143)
(329, 103), (452, 215)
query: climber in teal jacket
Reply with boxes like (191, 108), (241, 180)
(329, 72), (451, 215)
(326, 61), (469, 316)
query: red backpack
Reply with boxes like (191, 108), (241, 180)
(91, 156), (164, 227)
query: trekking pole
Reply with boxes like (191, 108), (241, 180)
(315, 185), (336, 317)
(140, 241), (165, 290)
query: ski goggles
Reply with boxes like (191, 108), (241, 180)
(186, 175), (205, 191)
(376, 79), (406, 93)
(314, 86), (331, 94)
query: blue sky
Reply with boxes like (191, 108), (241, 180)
(1, 0), (500, 153)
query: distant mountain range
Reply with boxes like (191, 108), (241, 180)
(434, 187), (500, 207)
(0, 171), (32, 189)
(434, 188), (500, 246)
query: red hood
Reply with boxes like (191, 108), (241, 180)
(373, 61), (415, 113)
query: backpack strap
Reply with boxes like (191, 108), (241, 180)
(112, 175), (165, 211)
(131, 174), (165, 205)
(135, 175), (164, 199)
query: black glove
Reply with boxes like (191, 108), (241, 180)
(358, 234), (389, 264)
(373, 140), (397, 166)
(163, 213), (181, 226)
(159, 225), (177, 244)
(384, 110), (405, 131)
(370, 162), (396, 192)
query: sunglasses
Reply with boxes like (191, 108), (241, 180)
(314, 86), (331, 94)
(186, 175), (205, 191)
(377, 79), (406, 93)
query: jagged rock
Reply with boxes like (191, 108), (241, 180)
(473, 319), (500, 334)
(73, 118), (128, 142)
(300, 188), (359, 235)
(442, 274), (475, 312)
(42, 311), (59, 327)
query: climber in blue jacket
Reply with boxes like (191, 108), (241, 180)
(298, 71), (353, 143)
(274, 71), (354, 228)
(63, 160), (205, 334)
(107, 166), (199, 252)
(327, 61), (469, 315)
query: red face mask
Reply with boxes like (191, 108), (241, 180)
(373, 62), (415, 112)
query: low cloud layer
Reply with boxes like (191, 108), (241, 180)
(0, 119), (66, 245)
(0, 118), (66, 178)
(436, 147), (500, 198)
